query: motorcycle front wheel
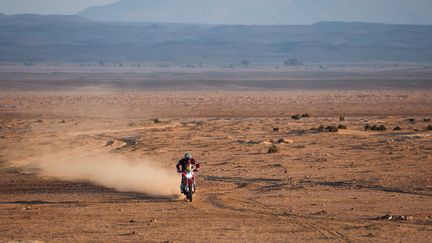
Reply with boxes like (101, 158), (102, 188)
(188, 185), (193, 202)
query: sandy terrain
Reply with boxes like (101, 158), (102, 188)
(0, 70), (432, 242)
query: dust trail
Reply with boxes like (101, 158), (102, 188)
(15, 151), (180, 197)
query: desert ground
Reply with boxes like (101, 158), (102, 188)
(0, 68), (432, 242)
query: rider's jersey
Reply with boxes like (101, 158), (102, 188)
(176, 158), (200, 172)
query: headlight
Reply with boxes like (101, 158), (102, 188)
(186, 173), (193, 179)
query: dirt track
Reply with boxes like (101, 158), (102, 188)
(1, 83), (432, 241)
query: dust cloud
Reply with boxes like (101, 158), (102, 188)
(15, 152), (180, 197)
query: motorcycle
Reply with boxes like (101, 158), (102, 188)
(178, 162), (198, 202)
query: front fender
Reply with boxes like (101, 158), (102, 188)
(187, 178), (195, 186)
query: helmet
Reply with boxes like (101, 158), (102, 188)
(184, 153), (192, 160)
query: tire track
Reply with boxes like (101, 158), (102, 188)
(201, 176), (353, 242)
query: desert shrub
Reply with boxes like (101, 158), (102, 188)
(326, 125), (339, 132)
(375, 125), (387, 131)
(408, 118), (416, 123)
(340, 114), (345, 122)
(338, 124), (347, 129)
(291, 114), (302, 120)
(427, 125), (432, 131)
(367, 124), (387, 131)
(273, 127), (280, 132)
(277, 138), (285, 144)
(301, 113), (310, 118)
(424, 118), (431, 122)
(393, 126), (402, 131)
(241, 60), (250, 68)
(284, 58), (304, 67)
(154, 118), (161, 124)
(315, 125), (339, 132)
(268, 144), (280, 154)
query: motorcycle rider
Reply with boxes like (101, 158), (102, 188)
(176, 153), (200, 193)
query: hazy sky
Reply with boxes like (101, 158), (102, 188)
(1, 0), (432, 25)
(0, 0), (117, 14)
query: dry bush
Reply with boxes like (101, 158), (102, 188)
(393, 126), (402, 131)
(340, 114), (345, 122)
(268, 144), (280, 154)
(326, 125), (339, 132)
(338, 124), (347, 129)
(366, 124), (387, 131)
(427, 125), (432, 131)
(291, 114), (302, 120)
(273, 127), (280, 132)
(315, 125), (338, 132)
(154, 118), (161, 124)
(292, 114), (310, 120)
(375, 125), (387, 131)
(424, 118), (431, 122)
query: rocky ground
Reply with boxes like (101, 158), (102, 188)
(0, 76), (432, 242)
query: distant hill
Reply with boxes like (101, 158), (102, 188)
(0, 14), (431, 65)
(79, 0), (432, 25)
(0, 14), (90, 25)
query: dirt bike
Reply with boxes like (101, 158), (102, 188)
(178, 162), (198, 202)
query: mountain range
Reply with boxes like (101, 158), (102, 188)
(78, 0), (432, 25)
(0, 14), (431, 65)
